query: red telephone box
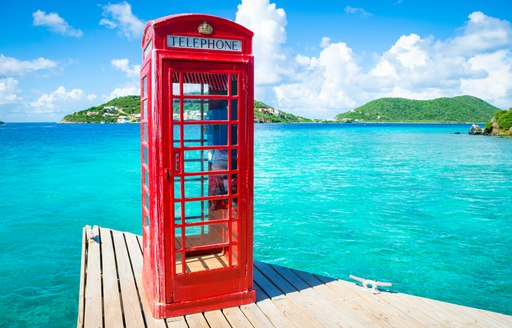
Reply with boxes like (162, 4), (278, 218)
(139, 14), (255, 318)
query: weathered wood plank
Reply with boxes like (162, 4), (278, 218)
(253, 265), (323, 328)
(291, 267), (382, 328)
(83, 226), (103, 328)
(166, 316), (189, 328)
(112, 230), (146, 328)
(203, 310), (231, 328)
(99, 228), (123, 328)
(293, 268), (385, 328)
(239, 303), (275, 328)
(124, 231), (167, 328)
(256, 261), (344, 328)
(315, 274), (399, 328)
(185, 313), (209, 328)
(222, 307), (254, 327)
(252, 284), (297, 328)
(77, 226), (88, 328)
(334, 278), (427, 328)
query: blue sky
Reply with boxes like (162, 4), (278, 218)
(1, 0), (511, 121)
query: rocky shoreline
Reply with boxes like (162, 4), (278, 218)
(469, 108), (512, 136)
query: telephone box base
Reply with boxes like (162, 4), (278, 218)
(149, 289), (256, 319)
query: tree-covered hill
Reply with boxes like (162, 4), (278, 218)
(61, 96), (140, 123)
(61, 96), (312, 123)
(254, 100), (312, 123)
(336, 96), (500, 123)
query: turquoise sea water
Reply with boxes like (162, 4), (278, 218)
(0, 122), (511, 326)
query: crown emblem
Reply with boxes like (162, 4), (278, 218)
(198, 21), (213, 35)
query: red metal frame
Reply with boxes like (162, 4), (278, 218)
(140, 14), (255, 318)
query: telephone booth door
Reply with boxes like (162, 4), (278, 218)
(164, 60), (251, 303)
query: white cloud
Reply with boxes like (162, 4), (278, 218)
(444, 11), (512, 56)
(0, 77), (21, 105)
(460, 50), (512, 107)
(30, 86), (87, 114)
(320, 37), (331, 48)
(100, 2), (144, 40)
(274, 41), (359, 117)
(257, 8), (512, 119)
(236, 0), (288, 86)
(0, 54), (56, 77)
(111, 58), (140, 77)
(344, 6), (372, 18)
(107, 86), (138, 100)
(32, 10), (83, 38)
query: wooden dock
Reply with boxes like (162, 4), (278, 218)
(77, 226), (512, 327)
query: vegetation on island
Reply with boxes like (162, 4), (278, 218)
(0, 120), (4, 125)
(335, 96), (500, 123)
(61, 96), (140, 123)
(483, 108), (512, 136)
(61, 96), (313, 123)
(254, 100), (312, 123)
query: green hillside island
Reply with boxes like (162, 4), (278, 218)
(335, 96), (500, 123)
(61, 96), (312, 123)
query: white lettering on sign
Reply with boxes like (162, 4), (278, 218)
(167, 35), (242, 52)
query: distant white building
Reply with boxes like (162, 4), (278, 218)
(103, 113), (116, 117)
(117, 116), (129, 124)
(104, 106), (118, 111)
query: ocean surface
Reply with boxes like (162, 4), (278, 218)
(0, 122), (511, 327)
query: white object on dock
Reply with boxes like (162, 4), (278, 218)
(349, 274), (392, 294)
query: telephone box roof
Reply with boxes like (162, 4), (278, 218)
(143, 14), (254, 48)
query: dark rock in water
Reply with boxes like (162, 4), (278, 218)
(468, 124), (483, 135)
(453, 132), (461, 134)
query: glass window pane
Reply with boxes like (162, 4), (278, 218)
(208, 174), (230, 198)
(230, 99), (238, 121)
(174, 177), (181, 199)
(173, 82), (180, 96)
(182, 72), (227, 95)
(173, 99), (180, 121)
(230, 221), (239, 242)
(230, 244), (239, 266)
(143, 76), (147, 97)
(184, 150), (208, 173)
(143, 146), (149, 166)
(174, 202), (182, 223)
(231, 197), (238, 219)
(144, 191), (150, 211)
(229, 174), (238, 196)
(143, 40), (152, 59)
(183, 175), (209, 199)
(177, 200), (213, 225)
(205, 124), (228, 146)
(143, 123), (148, 143)
(182, 125), (202, 147)
(175, 252), (183, 274)
(185, 222), (228, 248)
(209, 149), (229, 171)
(173, 125), (181, 147)
(231, 149), (238, 170)
(183, 99), (208, 121)
(143, 100), (148, 121)
(231, 74), (238, 96)
(231, 125), (238, 146)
